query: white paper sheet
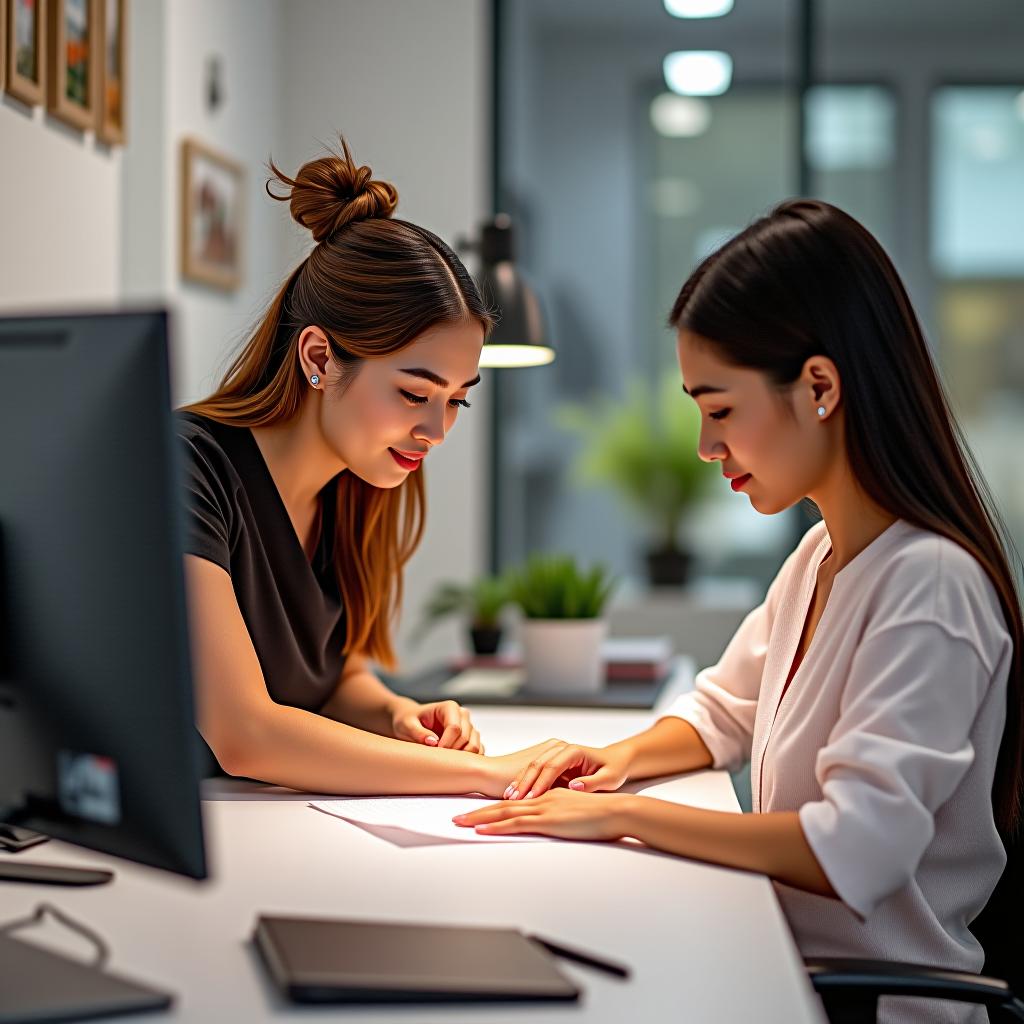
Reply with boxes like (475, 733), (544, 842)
(439, 668), (524, 698)
(309, 796), (551, 844)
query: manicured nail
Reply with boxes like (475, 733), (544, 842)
(525, 790), (534, 800)
(452, 815), (465, 822)
(569, 780), (584, 790)
(424, 735), (438, 746)
(503, 785), (513, 799)
(509, 789), (519, 801)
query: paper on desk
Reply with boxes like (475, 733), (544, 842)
(439, 668), (524, 699)
(309, 796), (551, 844)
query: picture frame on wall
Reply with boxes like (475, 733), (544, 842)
(6, 0), (47, 107)
(96, 0), (124, 144)
(181, 138), (245, 292)
(47, 0), (97, 131)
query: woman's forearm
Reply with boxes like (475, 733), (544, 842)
(319, 665), (411, 736)
(616, 796), (837, 899)
(222, 702), (487, 795)
(610, 716), (714, 781)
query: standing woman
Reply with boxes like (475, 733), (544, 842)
(455, 200), (1023, 1020)
(178, 141), (544, 796)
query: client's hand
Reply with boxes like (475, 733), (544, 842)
(390, 698), (483, 753)
(484, 739), (632, 800)
(452, 789), (634, 842)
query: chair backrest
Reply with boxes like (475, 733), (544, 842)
(971, 831), (1022, 994)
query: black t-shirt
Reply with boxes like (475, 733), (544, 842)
(175, 413), (348, 732)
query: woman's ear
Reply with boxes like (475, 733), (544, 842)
(297, 326), (331, 384)
(801, 355), (841, 421)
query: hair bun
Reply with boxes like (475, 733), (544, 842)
(266, 138), (398, 243)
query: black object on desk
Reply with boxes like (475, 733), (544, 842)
(528, 933), (632, 979)
(253, 915), (581, 1004)
(0, 310), (207, 885)
(387, 659), (680, 710)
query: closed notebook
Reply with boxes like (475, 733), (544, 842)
(253, 915), (580, 1004)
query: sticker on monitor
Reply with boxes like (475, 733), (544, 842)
(57, 751), (122, 826)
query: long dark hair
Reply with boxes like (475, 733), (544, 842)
(669, 198), (1023, 839)
(181, 139), (494, 668)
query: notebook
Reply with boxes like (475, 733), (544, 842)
(252, 915), (580, 1004)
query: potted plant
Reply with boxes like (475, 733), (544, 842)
(418, 575), (511, 655)
(509, 555), (616, 694)
(557, 373), (717, 586)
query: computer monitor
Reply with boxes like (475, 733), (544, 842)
(0, 309), (206, 884)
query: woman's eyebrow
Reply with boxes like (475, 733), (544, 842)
(399, 368), (481, 389)
(681, 383), (727, 399)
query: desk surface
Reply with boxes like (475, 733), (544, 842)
(1, 707), (825, 1023)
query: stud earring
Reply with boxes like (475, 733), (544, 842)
(817, 406), (826, 418)
(310, 374), (320, 387)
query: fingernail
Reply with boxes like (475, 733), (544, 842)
(452, 815), (464, 822)
(569, 780), (584, 790)
(509, 789), (519, 801)
(525, 790), (534, 800)
(503, 786), (513, 799)
(424, 735), (438, 746)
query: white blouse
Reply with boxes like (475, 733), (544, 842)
(663, 520), (1011, 1024)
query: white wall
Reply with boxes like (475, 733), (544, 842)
(162, 0), (290, 406)
(279, 0), (492, 670)
(120, 0), (290, 406)
(0, 95), (121, 308)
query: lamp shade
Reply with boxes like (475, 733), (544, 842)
(477, 216), (553, 368)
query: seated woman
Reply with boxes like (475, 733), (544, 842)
(456, 200), (1022, 1022)
(178, 141), (542, 796)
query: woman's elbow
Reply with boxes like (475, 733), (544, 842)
(200, 713), (271, 780)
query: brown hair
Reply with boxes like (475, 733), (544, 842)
(181, 139), (494, 668)
(669, 199), (1024, 839)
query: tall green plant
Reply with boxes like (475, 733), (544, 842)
(557, 373), (716, 551)
(509, 555), (616, 620)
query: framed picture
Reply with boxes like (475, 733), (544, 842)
(47, 0), (97, 131)
(181, 138), (245, 291)
(6, 0), (47, 106)
(96, 0), (124, 144)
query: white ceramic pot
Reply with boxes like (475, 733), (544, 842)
(520, 618), (607, 694)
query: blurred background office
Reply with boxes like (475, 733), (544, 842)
(2, 0), (1022, 676)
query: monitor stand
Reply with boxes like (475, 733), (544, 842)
(0, 824), (113, 885)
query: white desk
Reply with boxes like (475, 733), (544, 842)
(1, 707), (826, 1023)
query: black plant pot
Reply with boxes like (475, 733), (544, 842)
(469, 625), (503, 656)
(644, 546), (693, 587)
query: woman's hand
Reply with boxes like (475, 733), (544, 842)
(488, 738), (633, 801)
(390, 698), (483, 753)
(452, 789), (635, 842)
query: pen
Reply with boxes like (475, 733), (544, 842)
(528, 933), (632, 979)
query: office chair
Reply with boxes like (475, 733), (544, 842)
(805, 835), (1024, 1023)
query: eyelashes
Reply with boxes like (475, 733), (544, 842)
(399, 389), (471, 410)
(708, 409), (730, 421)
